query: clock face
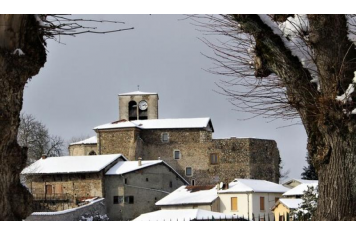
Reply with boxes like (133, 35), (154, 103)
(139, 100), (148, 110)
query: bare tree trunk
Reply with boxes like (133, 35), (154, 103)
(0, 14), (46, 220)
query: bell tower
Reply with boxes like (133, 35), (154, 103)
(118, 91), (159, 121)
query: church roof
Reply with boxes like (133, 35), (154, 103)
(69, 136), (97, 145)
(118, 91), (158, 96)
(93, 117), (214, 131)
(21, 154), (125, 175)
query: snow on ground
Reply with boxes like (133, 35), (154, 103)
(133, 209), (238, 221)
(21, 154), (123, 174)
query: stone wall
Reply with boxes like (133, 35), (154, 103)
(97, 127), (281, 185)
(25, 198), (107, 221)
(105, 163), (187, 221)
(68, 144), (98, 156)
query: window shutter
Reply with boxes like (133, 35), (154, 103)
(260, 197), (265, 211)
(231, 197), (238, 211)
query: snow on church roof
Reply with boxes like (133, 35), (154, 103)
(69, 136), (97, 145)
(118, 91), (158, 96)
(93, 118), (213, 131)
(218, 179), (289, 194)
(156, 185), (218, 206)
(21, 154), (124, 175)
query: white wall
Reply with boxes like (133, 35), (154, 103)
(219, 192), (283, 220)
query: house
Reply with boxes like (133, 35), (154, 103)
(217, 179), (289, 220)
(133, 209), (240, 221)
(272, 181), (318, 221)
(283, 182), (318, 198)
(153, 178), (289, 220)
(21, 154), (125, 211)
(282, 178), (318, 189)
(155, 185), (219, 211)
(104, 159), (188, 220)
(272, 199), (303, 221)
(69, 91), (281, 185)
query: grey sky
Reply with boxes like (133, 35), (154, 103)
(22, 14), (307, 179)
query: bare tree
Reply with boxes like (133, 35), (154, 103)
(195, 14), (356, 220)
(18, 114), (64, 164)
(0, 14), (132, 220)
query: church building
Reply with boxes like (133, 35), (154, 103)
(69, 91), (281, 185)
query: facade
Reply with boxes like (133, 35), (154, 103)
(105, 160), (188, 220)
(272, 199), (303, 221)
(21, 154), (125, 211)
(69, 136), (98, 156)
(153, 178), (289, 221)
(70, 91), (281, 185)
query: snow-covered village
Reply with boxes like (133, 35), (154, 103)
(1, 7), (356, 229)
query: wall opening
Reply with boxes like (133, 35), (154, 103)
(128, 101), (138, 120)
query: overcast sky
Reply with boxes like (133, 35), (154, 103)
(21, 14), (308, 180)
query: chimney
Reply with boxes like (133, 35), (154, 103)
(138, 157), (142, 166)
(223, 179), (229, 190)
(41, 154), (47, 160)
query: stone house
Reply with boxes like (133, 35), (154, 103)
(68, 136), (98, 156)
(21, 154), (125, 211)
(105, 159), (188, 220)
(69, 91), (281, 185)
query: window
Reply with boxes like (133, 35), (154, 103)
(146, 178), (149, 182)
(124, 196), (134, 204)
(260, 197), (265, 211)
(45, 185), (53, 195)
(124, 178), (128, 184)
(186, 167), (192, 177)
(162, 133), (169, 143)
(169, 181), (173, 188)
(231, 197), (238, 211)
(210, 153), (219, 164)
(113, 196), (123, 204)
(174, 150), (181, 160)
(191, 179), (195, 186)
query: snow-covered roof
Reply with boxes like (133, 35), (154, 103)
(282, 178), (318, 186)
(272, 198), (303, 211)
(106, 160), (163, 175)
(119, 91), (158, 96)
(218, 179), (289, 194)
(283, 182), (318, 196)
(69, 136), (97, 145)
(133, 209), (239, 221)
(94, 118), (213, 131)
(21, 154), (124, 175)
(106, 160), (189, 184)
(156, 185), (218, 206)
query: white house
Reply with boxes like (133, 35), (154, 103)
(218, 179), (289, 220)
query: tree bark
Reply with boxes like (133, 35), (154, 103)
(0, 14), (46, 220)
(234, 14), (356, 220)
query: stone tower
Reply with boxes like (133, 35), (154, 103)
(118, 91), (159, 121)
